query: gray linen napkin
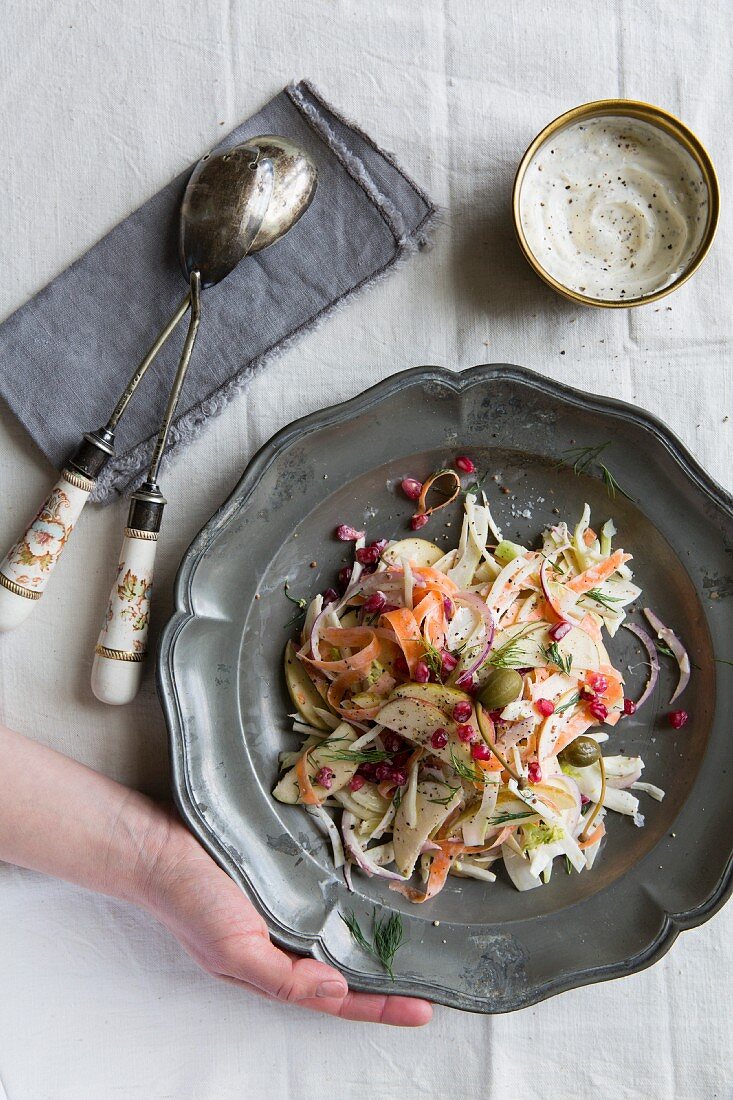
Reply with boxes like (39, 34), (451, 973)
(0, 80), (436, 503)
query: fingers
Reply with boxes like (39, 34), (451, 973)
(219, 933), (432, 1026)
(223, 928), (349, 1003)
(298, 989), (434, 1026)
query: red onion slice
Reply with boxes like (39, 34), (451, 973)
(623, 623), (660, 709)
(455, 591), (495, 676)
(643, 608), (691, 704)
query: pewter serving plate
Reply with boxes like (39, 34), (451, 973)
(158, 365), (733, 1013)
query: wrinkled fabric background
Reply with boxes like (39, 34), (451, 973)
(0, 2), (730, 1098)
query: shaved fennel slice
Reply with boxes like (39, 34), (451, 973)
(631, 781), (666, 802)
(306, 805), (345, 868)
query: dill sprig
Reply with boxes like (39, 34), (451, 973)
(557, 441), (634, 502)
(554, 691), (580, 715)
(558, 441), (611, 474)
(486, 810), (536, 826)
(449, 748), (483, 783)
(655, 640), (676, 659)
(427, 784), (461, 805)
(340, 908), (406, 981)
(486, 624), (537, 669)
(600, 463), (633, 502)
(585, 587), (623, 611)
(322, 747), (392, 764)
(421, 638), (447, 680)
(565, 855), (574, 875)
(464, 466), (492, 498)
(283, 580), (308, 628)
(541, 642), (573, 675)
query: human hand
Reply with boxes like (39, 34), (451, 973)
(142, 811), (433, 1026)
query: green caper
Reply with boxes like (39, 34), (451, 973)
(478, 668), (523, 712)
(558, 736), (601, 769)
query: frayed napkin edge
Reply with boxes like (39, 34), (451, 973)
(91, 81), (440, 503)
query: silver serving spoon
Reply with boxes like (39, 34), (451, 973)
(0, 137), (316, 667)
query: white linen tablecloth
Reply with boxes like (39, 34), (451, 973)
(0, 1), (730, 1097)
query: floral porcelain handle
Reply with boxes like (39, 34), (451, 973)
(90, 527), (158, 705)
(90, 482), (165, 705)
(0, 469), (95, 631)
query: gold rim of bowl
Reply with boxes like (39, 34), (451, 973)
(512, 99), (720, 308)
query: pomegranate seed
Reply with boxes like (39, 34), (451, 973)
(456, 723), (476, 743)
(401, 477), (423, 501)
(431, 727), (449, 749)
(443, 596), (455, 620)
(623, 698), (637, 716)
(471, 742), (491, 761)
(587, 672), (608, 694)
(358, 763), (378, 781)
(441, 650), (458, 675)
(356, 545), (380, 565)
(315, 767), (334, 790)
(411, 512), (430, 530)
(414, 660), (430, 683)
(580, 794), (591, 806)
(349, 774), (366, 792)
(588, 699), (608, 722)
(394, 654), (409, 676)
(536, 698), (555, 717)
(363, 590), (387, 614)
(383, 733), (402, 754)
(669, 709), (689, 729)
(322, 587), (339, 605)
(527, 761), (542, 784)
(580, 685), (597, 701)
(548, 620), (572, 641)
(455, 671), (476, 692)
(455, 455), (476, 474)
(375, 763), (393, 782)
(337, 565), (352, 590)
(452, 701), (473, 722)
(335, 524), (365, 541)
(391, 769), (408, 786)
(371, 538), (388, 553)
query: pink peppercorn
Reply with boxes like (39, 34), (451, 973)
(456, 723), (476, 743)
(443, 596), (455, 620)
(349, 774), (366, 792)
(548, 621), (572, 641)
(536, 698), (555, 717)
(431, 728), (449, 749)
(452, 701), (473, 723)
(669, 709), (689, 729)
(441, 650), (458, 675)
(401, 478), (423, 501)
(363, 590), (387, 614)
(411, 512), (430, 530)
(527, 761), (542, 784)
(580, 794), (591, 806)
(356, 545), (380, 566)
(588, 699), (608, 722)
(471, 742), (491, 761)
(414, 660), (430, 683)
(455, 455), (476, 474)
(394, 654), (409, 676)
(623, 698), (637, 716)
(338, 565), (352, 590)
(315, 767), (334, 790)
(335, 524), (365, 541)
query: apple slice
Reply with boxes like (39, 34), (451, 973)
(392, 780), (461, 877)
(283, 640), (331, 730)
(376, 696), (473, 768)
(381, 537), (444, 567)
(391, 682), (472, 712)
(273, 721), (358, 804)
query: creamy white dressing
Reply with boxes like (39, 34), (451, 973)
(519, 116), (708, 301)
